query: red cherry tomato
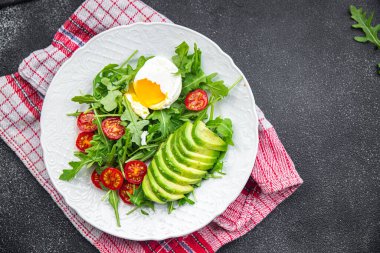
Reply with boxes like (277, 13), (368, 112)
(124, 160), (147, 185)
(91, 170), (102, 189)
(77, 112), (97, 132)
(185, 89), (208, 111)
(118, 182), (137, 204)
(101, 117), (125, 140)
(100, 168), (124, 190)
(76, 132), (94, 152)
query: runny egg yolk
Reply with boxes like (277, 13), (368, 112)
(131, 78), (166, 107)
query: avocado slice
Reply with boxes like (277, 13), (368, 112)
(171, 132), (215, 171)
(192, 121), (227, 151)
(180, 122), (221, 157)
(150, 159), (193, 195)
(147, 169), (184, 201)
(142, 176), (165, 204)
(163, 141), (207, 179)
(155, 149), (201, 185)
(177, 126), (219, 164)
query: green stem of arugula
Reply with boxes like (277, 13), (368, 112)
(93, 108), (111, 152)
(128, 143), (160, 157)
(120, 50), (138, 68)
(84, 107), (94, 114)
(209, 104), (215, 121)
(126, 206), (140, 215)
(228, 76), (243, 92)
(94, 114), (122, 118)
(118, 159), (125, 178)
(101, 190), (111, 202)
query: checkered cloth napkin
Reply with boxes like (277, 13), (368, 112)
(0, 0), (303, 252)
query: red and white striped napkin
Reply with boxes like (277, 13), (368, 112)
(0, 0), (303, 252)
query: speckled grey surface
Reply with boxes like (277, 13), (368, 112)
(0, 0), (379, 252)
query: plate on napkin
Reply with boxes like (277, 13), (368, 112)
(40, 23), (258, 240)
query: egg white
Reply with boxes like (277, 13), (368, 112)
(125, 93), (150, 119)
(134, 56), (182, 110)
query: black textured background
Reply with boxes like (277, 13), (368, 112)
(0, 0), (380, 252)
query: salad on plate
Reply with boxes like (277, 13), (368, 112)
(60, 41), (241, 226)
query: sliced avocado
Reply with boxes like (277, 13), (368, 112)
(192, 121), (227, 151)
(142, 176), (165, 204)
(147, 169), (184, 201)
(162, 141), (207, 179)
(155, 149), (201, 185)
(171, 132), (215, 171)
(180, 122), (221, 157)
(150, 159), (193, 194)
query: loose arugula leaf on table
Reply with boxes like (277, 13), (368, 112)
(350, 5), (380, 48)
(350, 5), (380, 75)
(206, 117), (234, 145)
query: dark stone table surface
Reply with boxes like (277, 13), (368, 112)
(0, 0), (379, 252)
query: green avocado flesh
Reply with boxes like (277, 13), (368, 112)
(142, 121), (227, 204)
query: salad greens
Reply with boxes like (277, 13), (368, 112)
(61, 41), (240, 226)
(349, 5), (380, 74)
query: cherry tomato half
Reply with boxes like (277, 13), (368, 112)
(100, 168), (124, 190)
(124, 160), (147, 185)
(77, 112), (97, 132)
(101, 117), (125, 140)
(184, 89), (208, 111)
(76, 132), (94, 152)
(91, 170), (102, 189)
(118, 182), (137, 204)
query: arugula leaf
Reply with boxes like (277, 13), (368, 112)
(201, 79), (229, 99)
(59, 133), (109, 181)
(72, 95), (98, 104)
(122, 97), (149, 145)
(121, 97), (139, 122)
(206, 117), (234, 145)
(100, 90), (122, 112)
(128, 120), (149, 145)
(181, 72), (206, 95)
(172, 42), (189, 69)
(350, 5), (380, 48)
(128, 186), (155, 212)
(108, 190), (121, 227)
(205, 152), (227, 179)
(167, 201), (175, 214)
(59, 158), (90, 181)
(66, 110), (82, 117)
(115, 130), (132, 165)
(148, 110), (176, 139)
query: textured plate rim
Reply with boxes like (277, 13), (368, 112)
(40, 22), (259, 241)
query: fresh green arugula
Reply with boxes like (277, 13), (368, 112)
(108, 190), (121, 227)
(350, 5), (380, 74)
(206, 117), (234, 145)
(61, 41), (241, 224)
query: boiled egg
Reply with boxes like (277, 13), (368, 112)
(125, 56), (182, 118)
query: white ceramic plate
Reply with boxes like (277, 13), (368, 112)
(41, 23), (258, 241)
